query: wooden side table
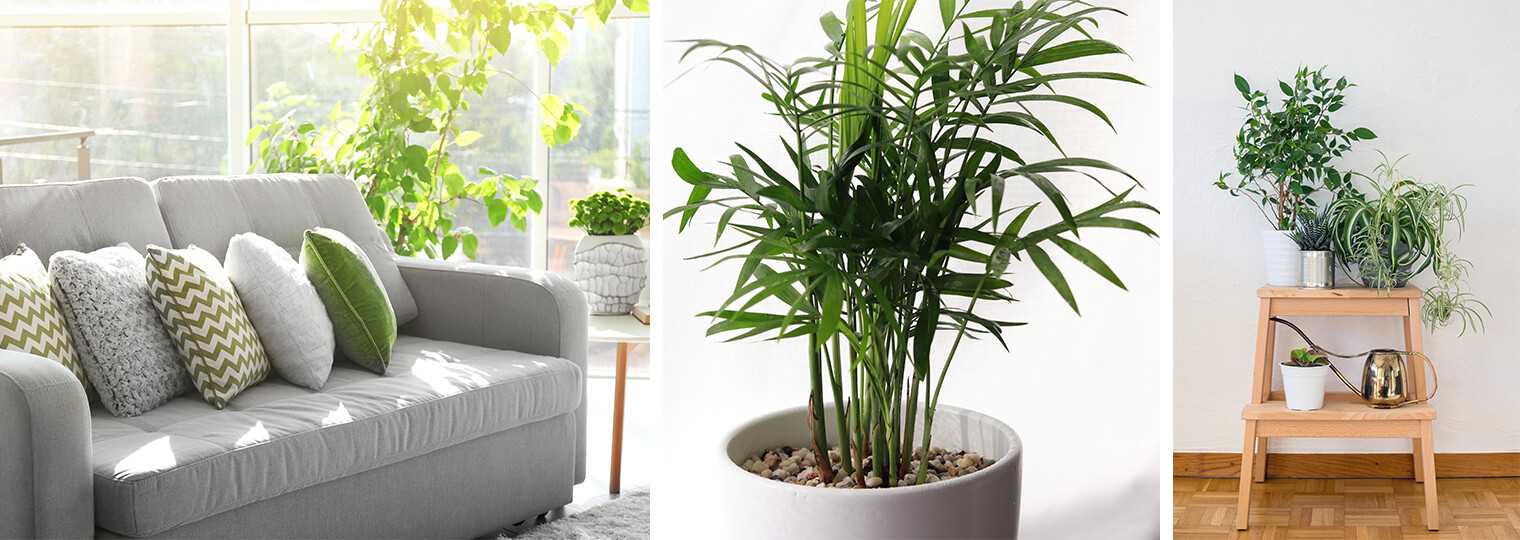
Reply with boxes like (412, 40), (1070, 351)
(588, 312), (650, 494)
(1236, 285), (1438, 531)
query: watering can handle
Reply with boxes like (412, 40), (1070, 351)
(1401, 352), (1439, 405)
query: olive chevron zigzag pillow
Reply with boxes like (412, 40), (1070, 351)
(0, 245), (88, 392)
(145, 245), (270, 409)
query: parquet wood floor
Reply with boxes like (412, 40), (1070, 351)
(1175, 477), (1520, 539)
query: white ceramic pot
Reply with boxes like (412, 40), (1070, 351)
(1280, 364), (1330, 411)
(1262, 229), (1299, 287)
(571, 234), (648, 315)
(720, 404), (1022, 539)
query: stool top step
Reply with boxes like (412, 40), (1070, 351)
(1258, 284), (1423, 298)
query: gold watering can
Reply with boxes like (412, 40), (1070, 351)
(1269, 317), (1438, 409)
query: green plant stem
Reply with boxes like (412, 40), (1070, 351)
(915, 276), (986, 484)
(807, 332), (834, 484)
(829, 332), (854, 478)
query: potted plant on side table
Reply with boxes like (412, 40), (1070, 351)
(1291, 208), (1335, 288)
(1216, 66), (1376, 286)
(569, 188), (650, 315)
(667, 1), (1156, 537)
(1282, 347), (1330, 411)
(1328, 152), (1489, 333)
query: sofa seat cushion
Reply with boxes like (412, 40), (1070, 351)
(87, 335), (583, 537)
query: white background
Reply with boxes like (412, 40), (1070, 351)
(651, 1), (1166, 537)
(1174, 0), (1520, 454)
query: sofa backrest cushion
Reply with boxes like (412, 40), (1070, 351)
(0, 177), (173, 262)
(151, 174), (417, 325)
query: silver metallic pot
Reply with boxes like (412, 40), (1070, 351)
(1298, 250), (1334, 289)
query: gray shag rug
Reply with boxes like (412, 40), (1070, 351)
(513, 490), (649, 540)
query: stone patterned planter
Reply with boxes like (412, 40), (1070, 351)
(572, 234), (648, 315)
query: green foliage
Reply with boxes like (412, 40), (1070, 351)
(249, 0), (647, 260)
(1217, 66), (1376, 230)
(568, 188), (649, 235)
(667, 0), (1155, 487)
(1328, 152), (1488, 334)
(1284, 348), (1329, 367)
(1289, 208), (1332, 251)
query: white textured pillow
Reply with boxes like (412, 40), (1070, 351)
(224, 233), (334, 390)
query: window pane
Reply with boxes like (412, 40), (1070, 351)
(251, 24), (368, 128)
(0, 0), (219, 10)
(550, 18), (651, 375)
(249, 0), (378, 10)
(0, 26), (227, 182)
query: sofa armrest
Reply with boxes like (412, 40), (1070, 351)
(394, 257), (589, 484)
(0, 350), (93, 539)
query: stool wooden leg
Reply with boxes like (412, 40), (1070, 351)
(1420, 420), (1438, 530)
(1253, 437), (1268, 482)
(1237, 420), (1258, 530)
(1412, 437), (1425, 483)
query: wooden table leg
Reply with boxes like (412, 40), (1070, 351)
(1237, 420), (1258, 530)
(1421, 420), (1439, 530)
(610, 342), (629, 494)
(1253, 437), (1268, 482)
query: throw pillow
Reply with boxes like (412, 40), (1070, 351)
(51, 245), (192, 417)
(145, 245), (271, 409)
(0, 245), (87, 391)
(225, 233), (334, 390)
(301, 227), (395, 374)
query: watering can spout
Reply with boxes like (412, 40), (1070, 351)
(1267, 317), (1438, 409)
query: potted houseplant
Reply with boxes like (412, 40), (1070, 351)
(1329, 152), (1489, 333)
(569, 188), (650, 315)
(1215, 66), (1376, 286)
(1282, 347), (1330, 411)
(667, 0), (1155, 537)
(1290, 208), (1334, 289)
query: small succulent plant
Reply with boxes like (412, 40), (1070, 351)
(1284, 348), (1329, 367)
(568, 188), (650, 236)
(1290, 209), (1333, 251)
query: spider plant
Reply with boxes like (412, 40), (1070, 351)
(1329, 152), (1488, 333)
(666, 0), (1156, 488)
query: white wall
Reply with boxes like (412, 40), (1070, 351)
(1174, 0), (1520, 454)
(652, 1), (1165, 537)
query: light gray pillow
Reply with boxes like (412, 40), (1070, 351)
(50, 245), (192, 417)
(225, 232), (334, 390)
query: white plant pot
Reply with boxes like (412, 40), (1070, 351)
(1281, 364), (1330, 411)
(720, 404), (1022, 539)
(572, 234), (648, 315)
(1262, 229), (1300, 287)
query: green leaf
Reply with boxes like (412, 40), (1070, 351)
(1026, 245), (1078, 314)
(487, 27), (512, 54)
(454, 130), (483, 147)
(488, 198), (509, 227)
(442, 234), (459, 259)
(1233, 74), (1249, 95)
(462, 233), (479, 260)
(1048, 236), (1125, 289)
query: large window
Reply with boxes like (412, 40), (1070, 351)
(0, 4), (650, 375)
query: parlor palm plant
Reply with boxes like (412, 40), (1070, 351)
(668, 0), (1156, 488)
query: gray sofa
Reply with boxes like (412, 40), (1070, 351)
(0, 174), (588, 539)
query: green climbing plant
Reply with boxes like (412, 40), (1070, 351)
(250, 0), (648, 260)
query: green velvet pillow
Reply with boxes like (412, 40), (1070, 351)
(301, 227), (395, 374)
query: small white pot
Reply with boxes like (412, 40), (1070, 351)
(572, 234), (648, 315)
(1262, 229), (1300, 287)
(719, 404), (1023, 539)
(1281, 364), (1330, 411)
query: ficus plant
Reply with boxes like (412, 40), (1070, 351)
(667, 0), (1156, 488)
(1216, 66), (1377, 231)
(568, 188), (650, 236)
(1328, 152), (1488, 334)
(250, 0), (648, 260)
(1284, 348), (1328, 367)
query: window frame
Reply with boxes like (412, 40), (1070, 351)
(0, 1), (647, 272)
